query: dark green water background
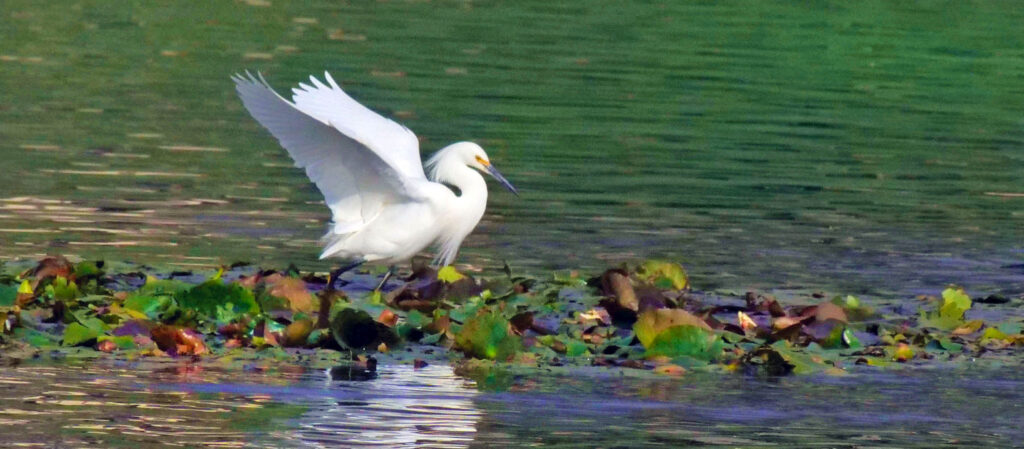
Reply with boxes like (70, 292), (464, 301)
(2, 2), (1024, 447)
(2, 1), (1022, 296)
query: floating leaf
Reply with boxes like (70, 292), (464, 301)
(634, 308), (711, 348)
(123, 294), (168, 319)
(63, 322), (102, 346)
(330, 307), (396, 350)
(637, 260), (689, 290)
(283, 318), (313, 347)
(643, 325), (723, 361)
(437, 266), (466, 283)
(920, 286), (974, 330)
(893, 343), (915, 362)
(942, 287), (971, 316)
(814, 303), (848, 324)
(175, 279), (259, 323)
(151, 325), (206, 356)
(454, 308), (521, 360)
(0, 284), (15, 307)
(266, 275), (316, 313)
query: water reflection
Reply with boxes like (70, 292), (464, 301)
(2, 360), (1024, 447)
(292, 364), (480, 448)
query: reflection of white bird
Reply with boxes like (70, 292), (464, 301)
(232, 71), (517, 284)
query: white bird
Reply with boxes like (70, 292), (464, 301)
(231, 71), (518, 285)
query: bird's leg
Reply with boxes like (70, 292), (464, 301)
(374, 265), (396, 292)
(327, 260), (365, 290)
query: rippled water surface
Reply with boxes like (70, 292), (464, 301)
(1, 3), (1022, 445)
(1, 360), (1023, 448)
(1, 1), (1021, 296)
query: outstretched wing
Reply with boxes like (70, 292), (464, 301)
(232, 72), (423, 238)
(290, 72), (425, 180)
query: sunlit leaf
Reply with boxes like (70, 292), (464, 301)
(643, 325), (723, 361)
(123, 294), (168, 319)
(63, 322), (102, 346)
(634, 308), (710, 348)
(637, 260), (689, 290)
(175, 279), (259, 323)
(454, 308), (521, 360)
(47, 276), (80, 301)
(437, 266), (466, 283)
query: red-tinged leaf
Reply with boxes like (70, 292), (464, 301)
(377, 309), (398, 327)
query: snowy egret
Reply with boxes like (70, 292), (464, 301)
(232, 71), (518, 286)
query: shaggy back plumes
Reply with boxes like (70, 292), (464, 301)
(424, 142), (471, 186)
(424, 148), (449, 183)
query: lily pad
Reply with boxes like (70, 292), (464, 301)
(454, 308), (521, 360)
(644, 325), (723, 361)
(637, 260), (689, 290)
(0, 284), (16, 307)
(437, 266), (466, 283)
(63, 322), (103, 346)
(175, 279), (259, 323)
(634, 308), (711, 348)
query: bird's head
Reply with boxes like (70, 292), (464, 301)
(436, 142), (519, 196)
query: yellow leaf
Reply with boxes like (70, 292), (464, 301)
(17, 280), (32, 295)
(437, 266), (465, 283)
(952, 319), (984, 335)
(738, 311), (757, 331)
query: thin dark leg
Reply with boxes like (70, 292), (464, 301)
(374, 265), (396, 291)
(328, 260), (365, 290)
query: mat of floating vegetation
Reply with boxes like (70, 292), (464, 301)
(1, 256), (1021, 376)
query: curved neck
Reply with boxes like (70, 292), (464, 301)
(430, 153), (488, 206)
(428, 156), (488, 266)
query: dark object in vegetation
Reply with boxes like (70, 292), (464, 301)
(0, 255), (1021, 377)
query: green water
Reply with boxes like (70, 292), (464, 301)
(1, 1), (1022, 297)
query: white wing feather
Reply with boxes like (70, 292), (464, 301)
(291, 72), (425, 180)
(232, 72), (422, 242)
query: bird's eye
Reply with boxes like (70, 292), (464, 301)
(474, 155), (490, 167)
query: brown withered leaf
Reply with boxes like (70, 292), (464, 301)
(265, 274), (316, 313)
(151, 325), (207, 356)
(25, 256), (75, 286)
(601, 270), (638, 312)
(814, 303), (848, 324)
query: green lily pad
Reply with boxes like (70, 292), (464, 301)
(0, 284), (16, 307)
(644, 325), (723, 361)
(97, 335), (136, 350)
(920, 286), (974, 330)
(124, 294), (169, 319)
(47, 276), (80, 301)
(13, 327), (60, 348)
(63, 322), (102, 346)
(175, 279), (259, 323)
(634, 308), (710, 348)
(454, 308), (521, 360)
